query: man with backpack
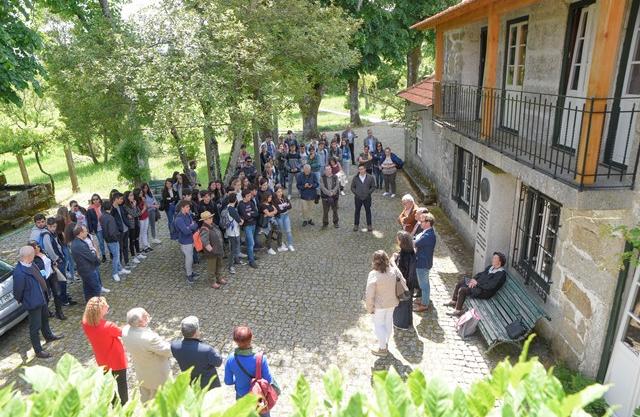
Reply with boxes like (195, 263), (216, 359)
(174, 200), (199, 283)
(198, 211), (227, 289)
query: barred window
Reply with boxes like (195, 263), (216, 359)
(452, 146), (482, 221)
(415, 117), (423, 159)
(512, 184), (561, 300)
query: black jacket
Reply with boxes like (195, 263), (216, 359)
(112, 205), (126, 233)
(100, 212), (121, 243)
(87, 206), (103, 234)
(171, 338), (223, 390)
(470, 266), (507, 299)
(71, 238), (100, 277)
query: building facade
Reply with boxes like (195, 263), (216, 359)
(401, 1), (640, 415)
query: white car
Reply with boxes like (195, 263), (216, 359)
(0, 259), (28, 336)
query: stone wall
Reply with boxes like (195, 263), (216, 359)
(0, 173), (55, 233)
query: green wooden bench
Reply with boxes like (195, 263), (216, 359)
(464, 272), (551, 351)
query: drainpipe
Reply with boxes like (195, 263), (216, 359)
(596, 242), (634, 382)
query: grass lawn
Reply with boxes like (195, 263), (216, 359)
(319, 94), (388, 121)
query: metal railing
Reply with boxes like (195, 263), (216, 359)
(433, 82), (640, 190)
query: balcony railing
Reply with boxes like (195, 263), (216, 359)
(433, 82), (640, 190)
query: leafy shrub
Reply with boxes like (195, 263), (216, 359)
(1, 336), (610, 416)
(553, 364), (609, 416)
(115, 134), (150, 185)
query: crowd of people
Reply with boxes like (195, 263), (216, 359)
(10, 125), (510, 413)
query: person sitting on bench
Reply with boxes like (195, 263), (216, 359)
(444, 252), (507, 317)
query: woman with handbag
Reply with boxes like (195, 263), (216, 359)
(391, 231), (417, 330)
(258, 193), (282, 256)
(141, 183), (161, 245)
(364, 250), (407, 356)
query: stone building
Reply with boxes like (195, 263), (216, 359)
(400, 0), (640, 415)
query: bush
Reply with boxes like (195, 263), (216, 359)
(2, 336), (611, 416)
(553, 365), (609, 416)
(115, 134), (150, 185)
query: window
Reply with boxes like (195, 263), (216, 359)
(505, 19), (528, 89)
(512, 185), (561, 300)
(415, 116), (423, 159)
(452, 146), (482, 220)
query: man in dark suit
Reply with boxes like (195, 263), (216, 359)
(171, 316), (223, 390)
(71, 225), (102, 301)
(12, 246), (63, 359)
(350, 164), (376, 232)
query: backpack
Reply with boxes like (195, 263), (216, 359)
(193, 228), (204, 252)
(219, 208), (231, 230)
(455, 308), (480, 339)
(236, 353), (279, 415)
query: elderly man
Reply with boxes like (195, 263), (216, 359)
(363, 128), (379, 152)
(121, 308), (172, 402)
(320, 165), (340, 228)
(171, 316), (223, 390)
(71, 225), (102, 301)
(12, 246), (63, 359)
(296, 164), (319, 227)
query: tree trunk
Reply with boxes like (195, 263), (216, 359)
(34, 148), (55, 193)
(407, 44), (422, 88)
(64, 145), (80, 192)
(223, 122), (246, 184)
(349, 76), (362, 127)
(200, 102), (222, 182)
(252, 120), (262, 176)
(362, 81), (370, 110)
(86, 139), (99, 164)
(16, 153), (30, 185)
(99, 0), (112, 19)
(170, 126), (191, 174)
(298, 83), (324, 139)
(102, 136), (109, 163)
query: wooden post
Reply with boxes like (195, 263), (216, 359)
(575, 0), (626, 185)
(434, 28), (444, 117)
(481, 9), (500, 139)
(16, 153), (30, 185)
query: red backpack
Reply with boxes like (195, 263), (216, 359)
(193, 228), (204, 252)
(236, 353), (278, 415)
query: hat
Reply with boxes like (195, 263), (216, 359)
(200, 211), (214, 221)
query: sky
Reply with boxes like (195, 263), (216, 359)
(120, 0), (155, 20)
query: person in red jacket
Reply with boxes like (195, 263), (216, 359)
(81, 296), (128, 404)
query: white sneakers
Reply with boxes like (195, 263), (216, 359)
(112, 274), (121, 282)
(383, 192), (390, 196)
(120, 268), (132, 275)
(132, 258), (141, 264)
(267, 248), (277, 255)
(152, 239), (162, 244)
(137, 253), (147, 259)
(288, 245), (295, 252)
(101, 287), (111, 293)
(340, 191), (346, 196)
(277, 244), (288, 252)
(391, 194), (396, 198)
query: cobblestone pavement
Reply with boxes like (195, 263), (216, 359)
(0, 123), (529, 415)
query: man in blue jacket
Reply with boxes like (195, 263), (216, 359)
(174, 200), (199, 283)
(171, 316), (223, 390)
(414, 212), (436, 313)
(12, 246), (63, 358)
(296, 164), (319, 227)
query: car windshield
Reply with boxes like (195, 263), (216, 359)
(0, 260), (13, 283)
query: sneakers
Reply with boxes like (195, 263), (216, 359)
(132, 258), (141, 264)
(340, 191), (345, 196)
(249, 262), (258, 269)
(371, 348), (389, 357)
(267, 248), (277, 255)
(302, 220), (308, 227)
(152, 239), (162, 244)
(288, 245), (295, 252)
(239, 253), (248, 258)
(367, 225), (373, 232)
(308, 219), (315, 225)
(391, 194), (396, 198)
(137, 253), (147, 259)
(229, 266), (237, 274)
(383, 192), (390, 196)
(186, 274), (195, 284)
(353, 225), (359, 232)
(112, 274), (121, 282)
(101, 287), (111, 294)
(277, 244), (288, 252)
(120, 268), (132, 275)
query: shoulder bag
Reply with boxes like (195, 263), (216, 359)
(236, 353), (280, 415)
(394, 268), (411, 302)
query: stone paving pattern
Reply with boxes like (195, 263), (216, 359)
(0, 123), (539, 415)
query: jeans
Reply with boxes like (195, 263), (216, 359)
(416, 268), (431, 306)
(342, 159), (351, 176)
(95, 230), (106, 259)
(58, 279), (70, 304)
(140, 218), (150, 249)
(372, 307), (394, 350)
(354, 196), (372, 226)
(28, 304), (54, 353)
(111, 369), (129, 405)
(278, 169), (287, 188)
(148, 209), (157, 239)
(120, 230), (130, 266)
(129, 221), (140, 256)
(82, 270), (102, 301)
(228, 236), (240, 269)
(374, 168), (384, 188)
(349, 142), (355, 164)
(46, 276), (63, 316)
(180, 243), (194, 276)
(106, 241), (122, 276)
(287, 173), (297, 196)
(384, 172), (397, 194)
(313, 171), (321, 189)
(167, 204), (177, 240)
(276, 213), (293, 246)
(61, 245), (75, 279)
(244, 224), (256, 264)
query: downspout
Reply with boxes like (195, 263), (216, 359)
(596, 242), (634, 382)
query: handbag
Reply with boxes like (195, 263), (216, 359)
(53, 266), (67, 282)
(394, 268), (411, 302)
(505, 315), (527, 339)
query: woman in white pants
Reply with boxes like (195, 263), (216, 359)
(136, 189), (151, 252)
(365, 250), (406, 356)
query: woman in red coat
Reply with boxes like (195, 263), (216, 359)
(81, 296), (128, 404)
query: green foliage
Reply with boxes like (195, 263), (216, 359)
(604, 223), (640, 266)
(114, 134), (150, 185)
(553, 365), (609, 417)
